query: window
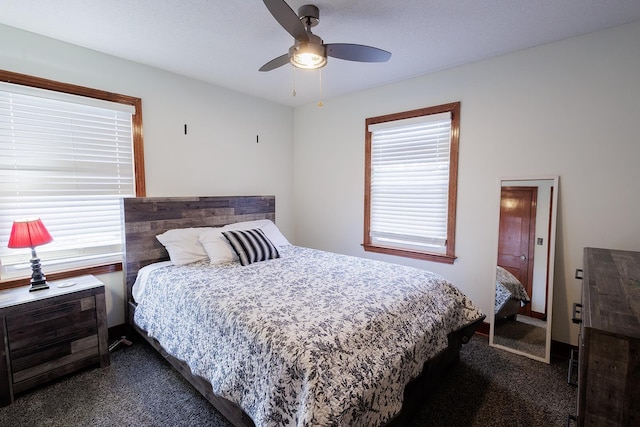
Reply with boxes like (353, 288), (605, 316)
(0, 70), (145, 286)
(363, 102), (460, 264)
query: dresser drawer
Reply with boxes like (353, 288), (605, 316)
(576, 248), (640, 426)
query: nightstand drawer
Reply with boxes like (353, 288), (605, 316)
(11, 334), (99, 377)
(6, 295), (98, 351)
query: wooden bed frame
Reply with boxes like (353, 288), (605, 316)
(121, 196), (483, 427)
(495, 298), (523, 321)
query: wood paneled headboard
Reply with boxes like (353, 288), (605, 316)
(121, 196), (276, 321)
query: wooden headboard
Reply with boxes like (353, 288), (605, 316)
(121, 196), (276, 321)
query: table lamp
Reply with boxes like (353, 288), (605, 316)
(7, 218), (53, 292)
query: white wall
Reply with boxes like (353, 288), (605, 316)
(0, 24), (295, 327)
(293, 21), (640, 345)
(3, 21), (639, 344)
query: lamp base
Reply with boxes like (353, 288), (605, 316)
(29, 279), (49, 292)
(28, 249), (49, 292)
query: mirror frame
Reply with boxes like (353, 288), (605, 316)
(489, 175), (559, 363)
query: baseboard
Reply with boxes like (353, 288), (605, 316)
(529, 311), (546, 320)
(475, 321), (490, 336)
(550, 340), (577, 360)
(107, 324), (127, 340)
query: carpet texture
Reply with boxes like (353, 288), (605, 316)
(0, 335), (576, 426)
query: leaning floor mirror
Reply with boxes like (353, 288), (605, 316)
(489, 176), (559, 363)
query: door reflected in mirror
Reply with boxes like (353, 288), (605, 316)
(490, 176), (559, 363)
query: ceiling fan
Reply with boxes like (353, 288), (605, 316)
(259, 0), (392, 72)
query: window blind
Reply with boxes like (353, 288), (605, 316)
(0, 85), (135, 280)
(368, 112), (451, 253)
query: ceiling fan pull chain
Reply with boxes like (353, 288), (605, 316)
(317, 69), (323, 107)
(292, 66), (297, 97)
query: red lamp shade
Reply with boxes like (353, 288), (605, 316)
(8, 218), (53, 249)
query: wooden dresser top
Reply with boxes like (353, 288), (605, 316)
(583, 247), (640, 339)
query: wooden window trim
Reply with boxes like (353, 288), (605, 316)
(0, 70), (145, 289)
(0, 263), (122, 290)
(363, 102), (460, 264)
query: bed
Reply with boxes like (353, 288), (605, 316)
(122, 196), (485, 427)
(494, 266), (530, 321)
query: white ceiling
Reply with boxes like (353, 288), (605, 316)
(3, 1), (640, 107)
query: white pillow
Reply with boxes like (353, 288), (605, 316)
(156, 227), (211, 265)
(198, 227), (238, 265)
(223, 219), (290, 247)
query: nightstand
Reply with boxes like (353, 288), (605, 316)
(0, 275), (109, 406)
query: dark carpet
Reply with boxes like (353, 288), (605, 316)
(0, 335), (576, 426)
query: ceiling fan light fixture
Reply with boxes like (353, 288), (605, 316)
(259, 0), (391, 73)
(289, 42), (326, 69)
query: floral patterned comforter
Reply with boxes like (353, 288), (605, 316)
(494, 266), (531, 314)
(133, 246), (484, 427)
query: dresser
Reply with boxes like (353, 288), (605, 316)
(575, 248), (640, 426)
(0, 275), (109, 405)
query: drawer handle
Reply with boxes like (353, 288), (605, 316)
(571, 303), (582, 324)
(567, 349), (578, 386)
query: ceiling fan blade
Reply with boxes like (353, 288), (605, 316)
(259, 53), (290, 72)
(263, 0), (308, 41)
(326, 43), (391, 63)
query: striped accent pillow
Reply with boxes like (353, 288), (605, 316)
(221, 228), (280, 266)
